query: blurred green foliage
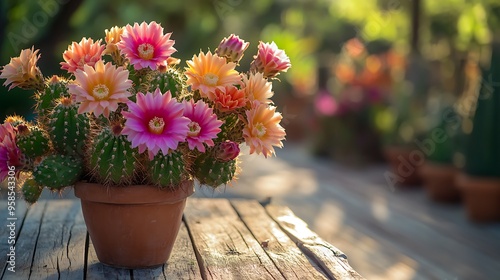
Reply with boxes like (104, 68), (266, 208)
(2, 0), (500, 123)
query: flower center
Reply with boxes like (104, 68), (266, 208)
(92, 84), (110, 100)
(254, 122), (266, 138)
(138, 43), (155, 60)
(148, 117), (165, 134)
(187, 121), (201, 137)
(203, 73), (219, 86)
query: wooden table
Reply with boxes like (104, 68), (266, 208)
(0, 198), (363, 279)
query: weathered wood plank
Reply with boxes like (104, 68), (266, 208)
(0, 200), (28, 277)
(29, 200), (87, 280)
(1, 201), (47, 280)
(231, 200), (329, 280)
(86, 233), (131, 280)
(265, 204), (364, 280)
(184, 198), (284, 280)
(132, 223), (202, 280)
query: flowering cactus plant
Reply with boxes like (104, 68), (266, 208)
(0, 21), (290, 203)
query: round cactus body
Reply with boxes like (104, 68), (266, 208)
(193, 153), (237, 188)
(149, 68), (186, 97)
(49, 98), (90, 156)
(37, 76), (70, 119)
(17, 126), (50, 158)
(89, 128), (137, 185)
(149, 150), (188, 188)
(22, 178), (43, 204)
(33, 154), (83, 190)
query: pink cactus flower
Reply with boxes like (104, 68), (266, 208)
(216, 34), (250, 64)
(250, 41), (291, 79)
(122, 89), (190, 159)
(117, 21), (176, 70)
(243, 102), (286, 158)
(182, 99), (223, 152)
(215, 140), (240, 162)
(0, 123), (23, 181)
(60, 38), (105, 73)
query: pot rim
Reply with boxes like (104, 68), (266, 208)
(74, 180), (195, 205)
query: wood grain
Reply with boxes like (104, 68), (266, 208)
(0, 200), (28, 276)
(231, 199), (329, 280)
(184, 198), (284, 280)
(1, 201), (46, 280)
(29, 200), (87, 280)
(266, 204), (364, 280)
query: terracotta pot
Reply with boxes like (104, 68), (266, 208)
(74, 180), (194, 268)
(419, 162), (460, 203)
(383, 146), (422, 187)
(456, 173), (500, 223)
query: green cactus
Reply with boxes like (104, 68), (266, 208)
(216, 113), (242, 142)
(17, 125), (50, 158)
(149, 67), (186, 97)
(193, 153), (237, 188)
(464, 42), (500, 177)
(22, 178), (43, 204)
(89, 127), (138, 185)
(33, 154), (82, 190)
(49, 98), (90, 156)
(37, 76), (70, 119)
(149, 150), (188, 187)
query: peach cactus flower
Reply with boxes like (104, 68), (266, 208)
(68, 60), (132, 118)
(0, 47), (43, 91)
(213, 85), (246, 112)
(60, 38), (105, 73)
(104, 26), (124, 55)
(242, 72), (273, 104)
(185, 51), (241, 99)
(243, 101), (286, 158)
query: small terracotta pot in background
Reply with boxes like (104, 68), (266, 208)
(419, 162), (460, 203)
(383, 146), (422, 187)
(456, 173), (500, 223)
(74, 180), (194, 268)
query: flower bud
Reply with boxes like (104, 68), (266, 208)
(215, 140), (240, 162)
(216, 34), (250, 64)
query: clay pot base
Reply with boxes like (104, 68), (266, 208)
(75, 181), (195, 269)
(456, 174), (500, 223)
(419, 163), (460, 203)
(384, 146), (423, 187)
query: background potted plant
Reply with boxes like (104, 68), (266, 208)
(418, 105), (462, 203)
(0, 21), (290, 268)
(457, 41), (500, 223)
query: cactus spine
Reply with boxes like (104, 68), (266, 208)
(33, 154), (82, 190)
(193, 152), (237, 188)
(89, 126), (138, 185)
(149, 150), (188, 188)
(37, 76), (70, 120)
(22, 179), (43, 204)
(149, 68), (186, 97)
(16, 125), (50, 158)
(49, 97), (90, 155)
